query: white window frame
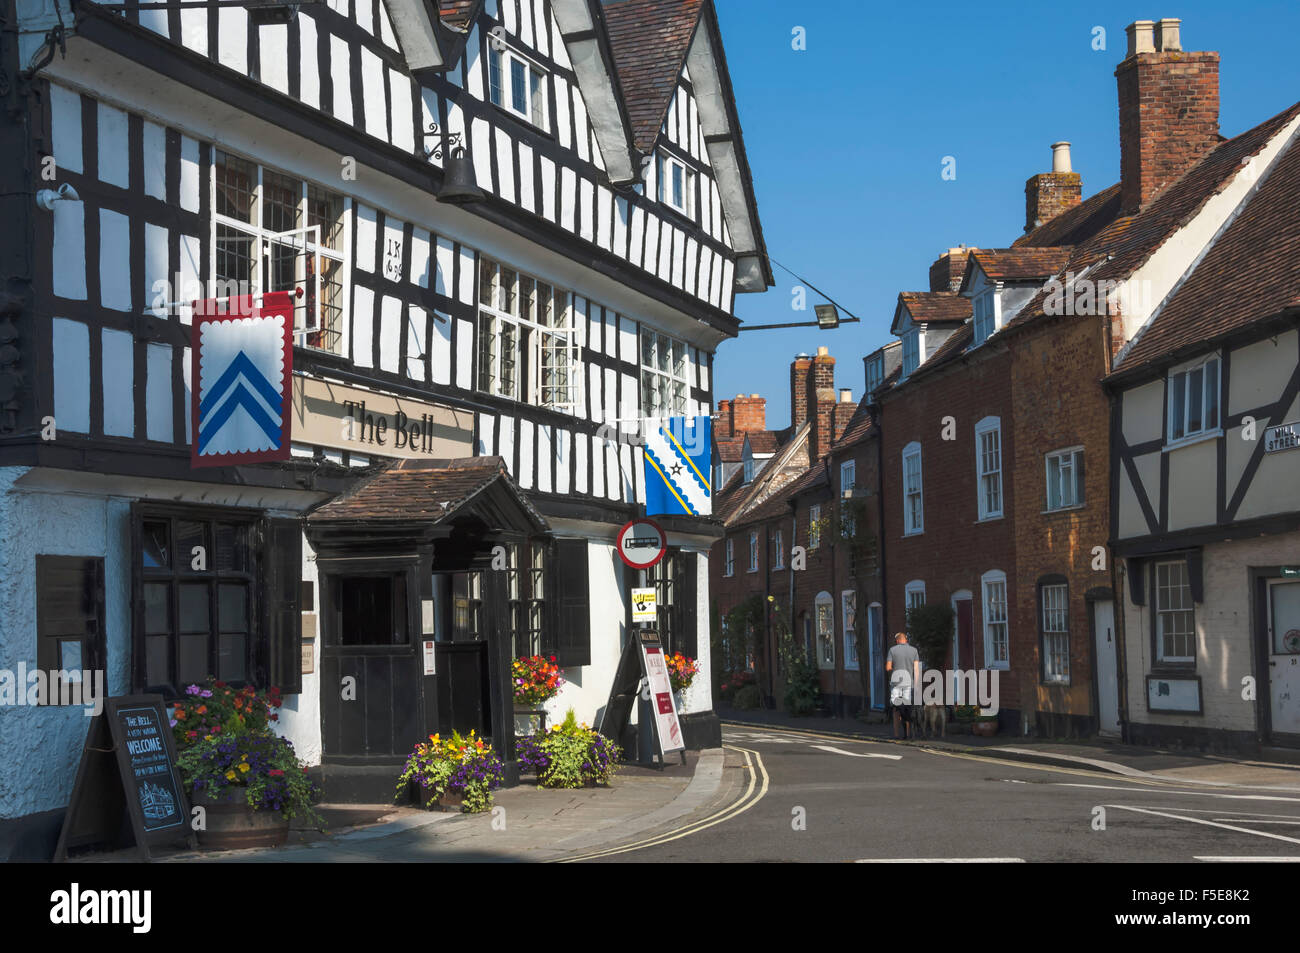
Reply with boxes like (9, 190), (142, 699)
(841, 460), (856, 496)
(974, 416), (1003, 520)
(488, 43), (548, 130)
(724, 538), (734, 577)
(747, 530), (758, 573)
(842, 590), (858, 671)
(808, 504), (822, 549)
(904, 580), (926, 634)
(773, 529), (784, 569)
(902, 442), (923, 535)
(865, 354), (884, 394)
(640, 328), (689, 420)
(656, 151), (694, 218)
(972, 289), (997, 345)
(901, 328), (921, 377)
(815, 591), (835, 669)
(1154, 559), (1196, 663)
(981, 569), (1010, 670)
(1165, 353), (1222, 448)
(742, 454), (754, 485)
(477, 257), (580, 411)
(211, 150), (350, 357)
(1045, 446), (1085, 511)
(1040, 582), (1069, 683)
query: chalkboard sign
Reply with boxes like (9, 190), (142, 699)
(54, 695), (194, 861)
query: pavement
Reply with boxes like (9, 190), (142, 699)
(717, 704), (1300, 792)
(159, 748), (734, 863)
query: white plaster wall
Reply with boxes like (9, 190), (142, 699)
(1121, 534), (1300, 734)
(274, 531), (322, 765)
(0, 470), (133, 819)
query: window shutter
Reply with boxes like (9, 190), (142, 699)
(1186, 551), (1204, 604)
(1126, 558), (1145, 606)
(553, 538), (590, 668)
(678, 553), (698, 659)
(264, 517), (303, 695)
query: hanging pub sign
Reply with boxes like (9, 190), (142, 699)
(54, 695), (194, 862)
(191, 290), (296, 468)
(616, 517), (667, 570)
(643, 415), (712, 516)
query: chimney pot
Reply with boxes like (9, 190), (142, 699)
(1051, 141), (1072, 173)
(816, 346), (829, 357)
(1156, 17), (1181, 52)
(750, 393), (759, 398)
(839, 388), (852, 403)
(1127, 19), (1156, 56)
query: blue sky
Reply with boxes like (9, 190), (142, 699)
(711, 0), (1300, 428)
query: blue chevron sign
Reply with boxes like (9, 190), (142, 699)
(191, 292), (295, 468)
(643, 415), (712, 517)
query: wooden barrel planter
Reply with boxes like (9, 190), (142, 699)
(193, 789), (290, 849)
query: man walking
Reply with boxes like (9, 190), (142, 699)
(885, 632), (921, 739)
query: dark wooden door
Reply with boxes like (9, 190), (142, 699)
(435, 571), (492, 738)
(320, 569), (423, 761)
(957, 599), (975, 672)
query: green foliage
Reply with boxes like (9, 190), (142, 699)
(953, 704), (980, 722)
(783, 653), (821, 716)
(395, 730), (504, 813)
(905, 602), (955, 669)
(731, 684), (761, 710)
(516, 709), (621, 789)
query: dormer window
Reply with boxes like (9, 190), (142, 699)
(656, 152), (694, 218)
(972, 289), (996, 345)
(488, 45), (547, 130)
(901, 329), (920, 377)
(865, 353), (884, 394)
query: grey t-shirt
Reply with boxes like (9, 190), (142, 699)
(887, 643), (920, 700)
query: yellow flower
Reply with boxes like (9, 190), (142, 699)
(225, 770), (237, 781)
(238, 762), (251, 773)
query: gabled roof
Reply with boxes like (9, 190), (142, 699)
(960, 247), (1074, 290)
(1014, 184), (1122, 249)
(742, 430), (780, 455)
(308, 456), (548, 531)
(602, 0), (704, 152)
(719, 421), (810, 527)
(714, 435), (744, 463)
(890, 291), (971, 334)
(832, 399), (876, 451)
(1114, 126), (1300, 371)
(1006, 100), (1300, 338)
(740, 460), (828, 524)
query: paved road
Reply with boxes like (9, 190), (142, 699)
(584, 725), (1300, 863)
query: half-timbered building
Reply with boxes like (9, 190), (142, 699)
(0, 0), (769, 851)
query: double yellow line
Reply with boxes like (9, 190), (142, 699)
(556, 744), (769, 862)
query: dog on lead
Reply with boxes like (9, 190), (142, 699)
(919, 703), (948, 738)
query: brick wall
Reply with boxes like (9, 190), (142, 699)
(1024, 172), (1082, 232)
(879, 346), (1021, 714)
(1009, 313), (1114, 730)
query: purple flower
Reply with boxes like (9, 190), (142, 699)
(169, 718), (177, 727)
(185, 685), (202, 696)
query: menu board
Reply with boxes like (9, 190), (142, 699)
(115, 704), (185, 834)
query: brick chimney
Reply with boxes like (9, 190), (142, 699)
(928, 247), (974, 293)
(790, 353), (812, 430)
(1116, 17), (1220, 215)
(731, 394), (766, 433)
(1025, 142), (1082, 231)
(715, 399), (733, 439)
(832, 388), (859, 442)
(809, 346), (838, 461)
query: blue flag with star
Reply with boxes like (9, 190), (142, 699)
(643, 416), (712, 516)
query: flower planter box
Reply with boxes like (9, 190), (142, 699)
(193, 789), (289, 849)
(971, 720), (999, 737)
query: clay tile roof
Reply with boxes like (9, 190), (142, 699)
(309, 456), (545, 526)
(743, 430), (780, 454)
(715, 436), (744, 463)
(1007, 100), (1300, 336)
(1014, 184), (1123, 249)
(899, 291), (971, 324)
(967, 247), (1074, 283)
(713, 466), (750, 522)
(833, 401), (876, 450)
(1116, 134), (1300, 370)
(438, 0), (480, 30)
(603, 0), (704, 152)
(740, 462), (828, 524)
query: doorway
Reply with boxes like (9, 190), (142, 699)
(1266, 579), (1300, 741)
(434, 570), (493, 739)
(320, 568), (424, 761)
(1091, 599), (1121, 738)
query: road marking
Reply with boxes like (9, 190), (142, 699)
(811, 744), (901, 760)
(1103, 804), (1300, 846)
(1055, 782), (1300, 802)
(1212, 818), (1300, 825)
(855, 858), (1025, 863)
(557, 744), (770, 862)
(1195, 856), (1300, 862)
